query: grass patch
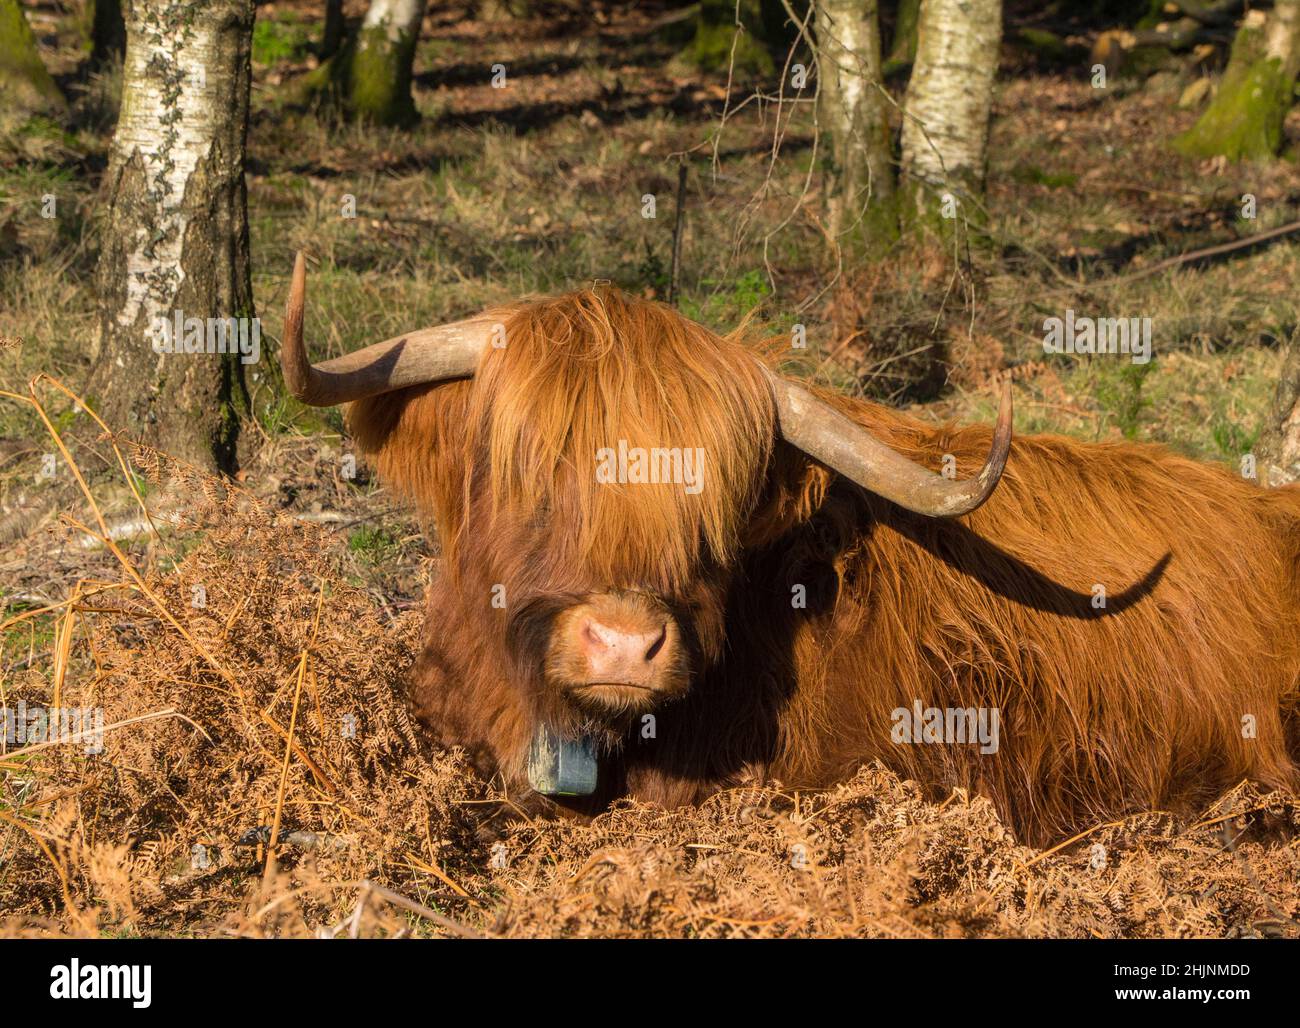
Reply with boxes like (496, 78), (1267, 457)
(347, 525), (400, 565)
(252, 12), (312, 66)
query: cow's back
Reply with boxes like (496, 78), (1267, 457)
(749, 426), (1300, 845)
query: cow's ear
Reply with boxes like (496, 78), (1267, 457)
(742, 441), (833, 549)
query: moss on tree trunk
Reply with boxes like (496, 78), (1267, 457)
(349, 21), (421, 124)
(1174, 5), (1300, 162)
(295, 0), (426, 126)
(681, 0), (776, 77)
(0, 0), (65, 124)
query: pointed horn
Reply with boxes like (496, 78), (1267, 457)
(281, 252), (493, 406)
(762, 366), (1012, 517)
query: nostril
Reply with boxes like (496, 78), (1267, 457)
(579, 617), (669, 668)
(643, 625), (667, 663)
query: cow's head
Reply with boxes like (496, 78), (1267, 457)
(281, 254), (1011, 739)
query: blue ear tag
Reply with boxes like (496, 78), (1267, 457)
(526, 724), (598, 796)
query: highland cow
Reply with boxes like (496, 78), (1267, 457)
(281, 253), (1300, 845)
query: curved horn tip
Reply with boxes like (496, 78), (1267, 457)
(291, 250), (307, 299)
(281, 251), (314, 403)
(990, 377), (1014, 456)
(971, 378), (1014, 495)
(285, 250), (307, 326)
(936, 380), (1014, 517)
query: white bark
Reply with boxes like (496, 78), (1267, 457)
(93, 0), (254, 469)
(819, 1), (874, 124)
(109, 4), (230, 343)
(900, 0), (1002, 206)
(1264, 0), (1300, 77)
(816, 0), (894, 249)
(360, 0), (426, 44)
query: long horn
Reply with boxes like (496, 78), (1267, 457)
(283, 253), (1011, 516)
(281, 252), (493, 406)
(762, 366), (1012, 517)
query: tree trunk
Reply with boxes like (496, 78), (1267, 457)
(816, 0), (896, 257)
(0, 0), (65, 124)
(89, 0), (126, 67)
(320, 0), (345, 59)
(884, 0), (920, 76)
(682, 0), (775, 77)
(298, 0), (426, 125)
(347, 0), (427, 125)
(1174, 2), (1300, 162)
(90, 0), (255, 473)
(899, 0), (1002, 227)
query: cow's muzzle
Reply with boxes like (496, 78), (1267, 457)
(545, 592), (688, 710)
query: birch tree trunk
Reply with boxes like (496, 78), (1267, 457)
(899, 0), (1002, 227)
(299, 0), (426, 125)
(347, 0), (427, 125)
(90, 0), (255, 472)
(816, 0), (896, 257)
(1175, 2), (1300, 162)
(321, 0), (345, 59)
(0, 0), (65, 124)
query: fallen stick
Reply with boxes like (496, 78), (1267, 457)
(1087, 219), (1300, 290)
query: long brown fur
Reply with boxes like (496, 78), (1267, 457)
(348, 286), (1300, 846)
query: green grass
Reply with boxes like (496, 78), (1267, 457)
(1011, 165), (1080, 190)
(1, 607), (57, 665)
(252, 13), (312, 67)
(681, 268), (774, 329)
(1210, 413), (1260, 460)
(1093, 360), (1156, 440)
(347, 526), (400, 565)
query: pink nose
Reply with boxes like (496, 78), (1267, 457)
(580, 617), (668, 685)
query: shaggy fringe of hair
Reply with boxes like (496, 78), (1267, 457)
(352, 287), (774, 592)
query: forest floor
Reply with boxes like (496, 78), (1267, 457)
(1, 0), (1299, 937)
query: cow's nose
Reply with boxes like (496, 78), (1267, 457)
(580, 617), (668, 684)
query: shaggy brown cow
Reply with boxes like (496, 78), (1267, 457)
(282, 253), (1300, 845)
